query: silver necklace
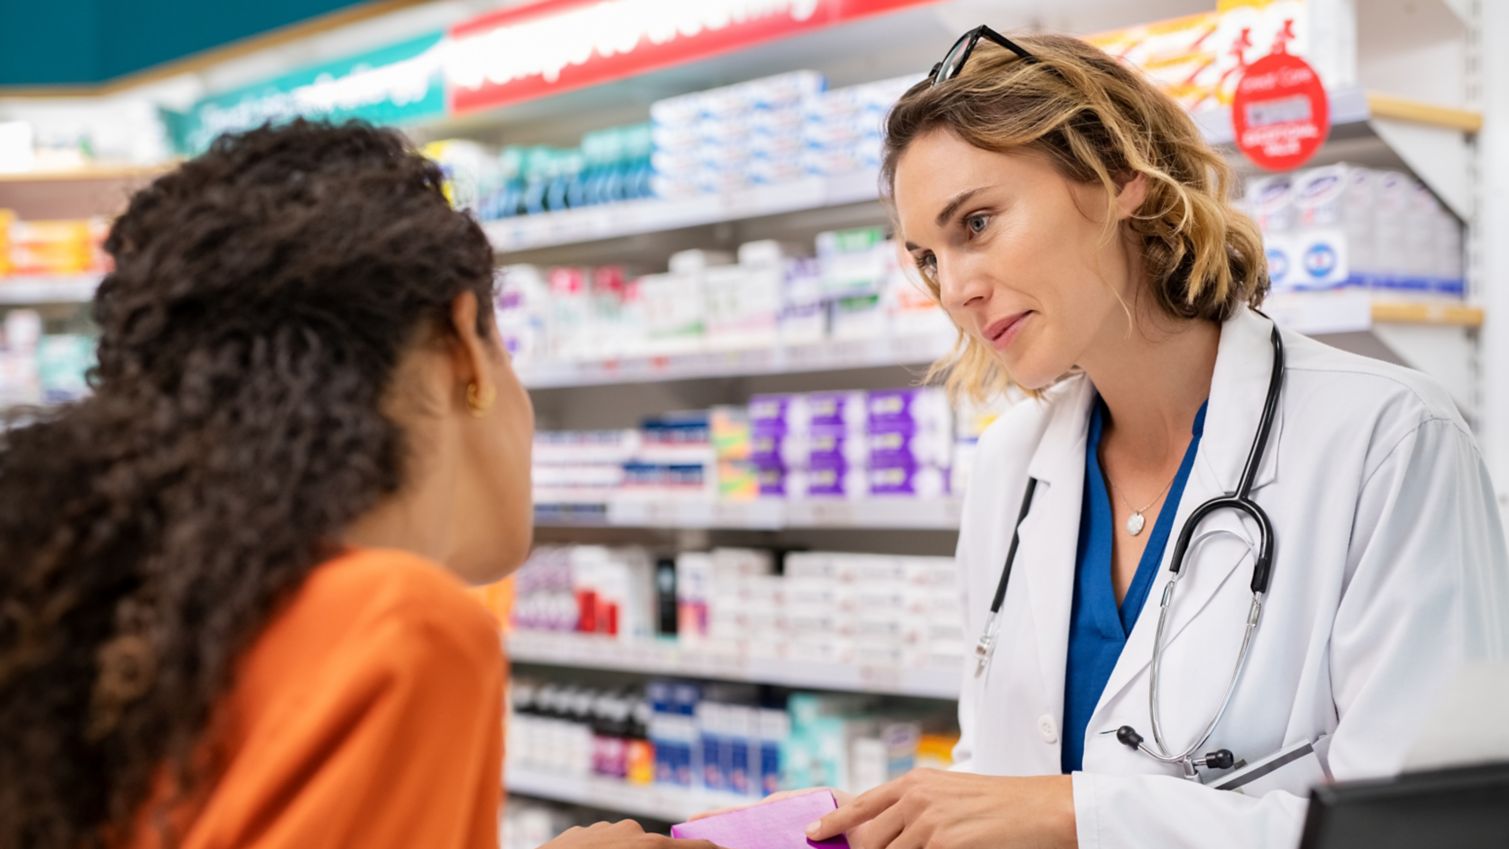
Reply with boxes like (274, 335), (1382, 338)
(1106, 470), (1179, 536)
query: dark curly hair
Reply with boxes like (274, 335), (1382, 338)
(0, 120), (497, 849)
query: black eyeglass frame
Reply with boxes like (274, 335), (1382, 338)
(929, 25), (1038, 87)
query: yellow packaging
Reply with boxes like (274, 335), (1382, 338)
(627, 739), (655, 785)
(88, 217), (112, 274)
(10, 219), (93, 276)
(0, 209), (13, 276)
(915, 733), (960, 770)
(717, 460), (759, 502)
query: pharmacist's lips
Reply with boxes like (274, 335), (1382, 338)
(983, 312), (1030, 343)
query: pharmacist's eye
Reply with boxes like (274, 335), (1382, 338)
(964, 212), (992, 236)
(913, 251), (938, 279)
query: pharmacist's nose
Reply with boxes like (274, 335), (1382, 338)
(937, 254), (993, 314)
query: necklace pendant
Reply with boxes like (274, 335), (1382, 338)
(1126, 511), (1147, 536)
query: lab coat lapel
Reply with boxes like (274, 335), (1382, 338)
(1016, 376), (1096, 715)
(1197, 307), (1284, 494)
(1091, 307), (1281, 714)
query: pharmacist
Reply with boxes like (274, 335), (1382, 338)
(802, 28), (1509, 849)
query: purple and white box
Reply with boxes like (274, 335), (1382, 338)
(752, 427), (806, 469)
(808, 425), (868, 468)
(866, 387), (952, 432)
(749, 393), (809, 432)
(806, 454), (866, 499)
(807, 390), (868, 432)
(867, 421), (952, 468)
(756, 463), (788, 498)
(868, 460), (950, 498)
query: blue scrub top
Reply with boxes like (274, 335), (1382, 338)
(1060, 395), (1208, 774)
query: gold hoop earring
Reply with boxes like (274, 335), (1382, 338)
(466, 382), (496, 418)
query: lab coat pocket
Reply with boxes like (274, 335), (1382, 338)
(1212, 735), (1332, 797)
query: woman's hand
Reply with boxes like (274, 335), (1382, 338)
(539, 819), (724, 849)
(804, 770), (1077, 849)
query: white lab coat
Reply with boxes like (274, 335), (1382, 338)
(953, 306), (1509, 849)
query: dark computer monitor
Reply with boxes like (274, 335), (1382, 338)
(1298, 761), (1509, 849)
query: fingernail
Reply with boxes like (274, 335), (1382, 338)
(804, 822), (820, 837)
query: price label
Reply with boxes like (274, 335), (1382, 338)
(1231, 52), (1330, 171)
(859, 665), (902, 691)
(609, 500), (649, 526)
(677, 501), (714, 528)
(806, 500), (854, 527)
(943, 498), (964, 524)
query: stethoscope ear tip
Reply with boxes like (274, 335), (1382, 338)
(1200, 749), (1237, 770)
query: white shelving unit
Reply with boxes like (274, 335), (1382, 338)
(534, 497), (963, 532)
(505, 767), (748, 822)
(518, 330), (953, 390)
(486, 87), (1479, 250)
(507, 631), (961, 700)
(486, 171), (880, 254)
(483, 79), (1483, 410)
(0, 275), (100, 305)
(1194, 87), (1482, 220)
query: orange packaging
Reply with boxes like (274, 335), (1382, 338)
(88, 217), (112, 274)
(915, 733), (960, 770)
(9, 219), (93, 276)
(0, 209), (13, 276)
(627, 739), (655, 785)
(1087, 0), (1309, 111)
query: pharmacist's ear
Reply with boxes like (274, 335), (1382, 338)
(445, 291), (491, 400)
(1113, 172), (1148, 220)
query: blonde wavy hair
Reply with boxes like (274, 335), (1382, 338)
(883, 33), (1268, 403)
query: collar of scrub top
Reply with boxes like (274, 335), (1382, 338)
(1024, 308), (1284, 497)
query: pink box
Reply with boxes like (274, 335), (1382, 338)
(670, 790), (849, 849)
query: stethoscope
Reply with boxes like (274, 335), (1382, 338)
(974, 326), (1284, 781)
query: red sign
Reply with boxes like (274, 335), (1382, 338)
(445, 0), (936, 115)
(1230, 51), (1329, 171)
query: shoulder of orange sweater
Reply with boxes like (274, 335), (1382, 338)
(299, 547), (503, 666)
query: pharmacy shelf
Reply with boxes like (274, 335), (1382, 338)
(534, 497), (964, 532)
(1369, 299), (1484, 328)
(1195, 88), (1482, 220)
(484, 171), (880, 254)
(507, 631), (962, 700)
(782, 497), (961, 530)
(1198, 88), (1483, 146)
(505, 766), (748, 822)
(0, 164), (170, 184)
(482, 88), (1480, 256)
(1264, 290), (1484, 334)
(518, 294), (1480, 392)
(0, 275), (100, 305)
(518, 330), (952, 389)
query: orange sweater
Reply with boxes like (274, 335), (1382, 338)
(126, 548), (505, 849)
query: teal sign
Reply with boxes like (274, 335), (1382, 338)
(165, 30), (447, 155)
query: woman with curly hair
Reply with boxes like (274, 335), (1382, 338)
(0, 121), (712, 849)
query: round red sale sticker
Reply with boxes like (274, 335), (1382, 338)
(1231, 52), (1330, 171)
